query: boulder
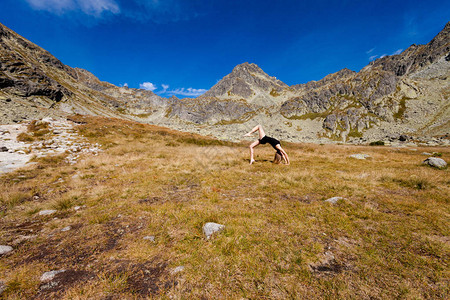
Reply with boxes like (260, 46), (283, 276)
(203, 222), (225, 239)
(422, 157), (447, 169)
(39, 209), (57, 216)
(170, 266), (185, 274)
(0, 281), (5, 295)
(349, 154), (370, 160)
(40, 270), (65, 282)
(61, 226), (71, 232)
(0, 245), (13, 255)
(143, 236), (155, 242)
(325, 197), (344, 204)
(399, 135), (408, 142)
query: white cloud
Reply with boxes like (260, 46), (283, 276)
(166, 87), (207, 97)
(369, 55), (378, 61)
(366, 48), (375, 54)
(161, 84), (169, 93)
(139, 82), (157, 91)
(121, 83), (128, 87)
(25, 0), (120, 16)
(379, 54), (387, 58)
(392, 49), (403, 55)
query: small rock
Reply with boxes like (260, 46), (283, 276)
(40, 270), (65, 282)
(73, 206), (81, 211)
(203, 222), (225, 239)
(61, 226), (71, 232)
(143, 236), (155, 242)
(349, 154), (370, 160)
(0, 281), (5, 295)
(325, 197), (344, 204)
(422, 157), (447, 169)
(39, 210), (57, 216)
(171, 266), (185, 274)
(399, 135), (408, 142)
(422, 152), (432, 156)
(0, 245), (13, 255)
(0, 146), (8, 152)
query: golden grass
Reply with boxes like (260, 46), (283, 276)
(0, 115), (449, 299)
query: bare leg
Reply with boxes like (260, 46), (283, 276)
(243, 124), (265, 140)
(275, 144), (290, 165)
(249, 140), (260, 164)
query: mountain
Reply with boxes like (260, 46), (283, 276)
(0, 21), (449, 144)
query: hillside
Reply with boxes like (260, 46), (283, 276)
(0, 115), (449, 298)
(0, 21), (449, 145)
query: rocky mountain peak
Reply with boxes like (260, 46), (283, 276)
(203, 62), (288, 101)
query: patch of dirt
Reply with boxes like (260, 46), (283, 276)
(36, 270), (94, 298)
(309, 251), (346, 277)
(106, 259), (177, 297)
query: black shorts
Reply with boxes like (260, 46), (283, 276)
(259, 135), (280, 150)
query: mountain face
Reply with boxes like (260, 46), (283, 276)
(0, 21), (449, 144)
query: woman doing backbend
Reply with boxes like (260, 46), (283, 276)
(243, 125), (290, 165)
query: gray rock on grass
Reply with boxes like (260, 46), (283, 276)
(422, 157), (447, 169)
(39, 209), (57, 216)
(0, 281), (5, 295)
(143, 236), (155, 242)
(61, 226), (71, 232)
(349, 154), (370, 160)
(203, 222), (225, 239)
(40, 270), (65, 282)
(171, 266), (185, 274)
(325, 197), (344, 204)
(0, 245), (13, 255)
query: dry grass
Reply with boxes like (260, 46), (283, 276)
(1, 115), (449, 299)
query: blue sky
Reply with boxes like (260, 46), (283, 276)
(0, 1), (449, 97)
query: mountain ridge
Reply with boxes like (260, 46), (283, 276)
(0, 21), (448, 144)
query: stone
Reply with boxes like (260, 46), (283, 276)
(0, 245), (13, 255)
(143, 236), (155, 242)
(40, 270), (65, 282)
(325, 197), (344, 204)
(349, 154), (370, 160)
(0, 281), (5, 295)
(61, 226), (71, 232)
(170, 266), (185, 274)
(0, 146), (8, 152)
(422, 152), (432, 155)
(399, 135), (408, 141)
(39, 209), (57, 216)
(203, 222), (225, 239)
(422, 157), (447, 169)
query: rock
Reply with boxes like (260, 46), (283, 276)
(39, 209), (57, 216)
(203, 222), (225, 239)
(325, 197), (344, 204)
(399, 135), (408, 142)
(0, 146), (8, 152)
(73, 206), (82, 211)
(349, 154), (370, 160)
(143, 236), (155, 242)
(0, 245), (13, 255)
(170, 266), (185, 274)
(422, 152), (432, 155)
(422, 157), (447, 169)
(61, 226), (71, 232)
(0, 281), (5, 295)
(40, 270), (65, 282)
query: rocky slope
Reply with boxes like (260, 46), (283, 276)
(0, 21), (448, 144)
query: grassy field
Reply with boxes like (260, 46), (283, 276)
(0, 116), (449, 299)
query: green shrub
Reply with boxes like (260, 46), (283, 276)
(369, 140), (385, 146)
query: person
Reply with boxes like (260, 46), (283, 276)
(243, 125), (290, 165)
